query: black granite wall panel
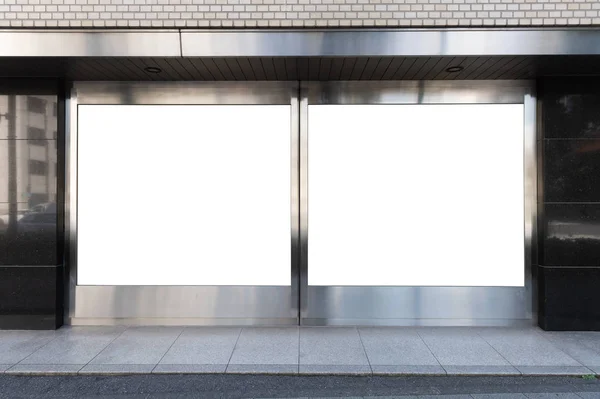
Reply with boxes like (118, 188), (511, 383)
(0, 81), (63, 330)
(539, 77), (600, 331)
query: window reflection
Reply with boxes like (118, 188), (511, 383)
(0, 94), (58, 265)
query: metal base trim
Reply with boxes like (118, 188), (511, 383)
(68, 317), (299, 326)
(301, 318), (534, 327)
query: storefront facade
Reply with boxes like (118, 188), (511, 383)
(0, 26), (599, 330)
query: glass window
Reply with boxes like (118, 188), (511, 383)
(27, 96), (46, 114)
(77, 105), (291, 286)
(308, 104), (525, 287)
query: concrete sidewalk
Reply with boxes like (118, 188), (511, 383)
(0, 327), (599, 376)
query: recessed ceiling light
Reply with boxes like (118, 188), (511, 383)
(445, 66), (464, 73)
(144, 66), (162, 74)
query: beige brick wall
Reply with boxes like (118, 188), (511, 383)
(0, 0), (599, 28)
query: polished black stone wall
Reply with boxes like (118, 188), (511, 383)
(0, 80), (63, 330)
(539, 77), (600, 331)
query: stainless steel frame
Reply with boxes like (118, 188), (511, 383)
(66, 82), (300, 326)
(299, 80), (536, 326)
(2, 29), (600, 58)
(67, 80), (536, 326)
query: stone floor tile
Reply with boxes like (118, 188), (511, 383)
(0, 331), (58, 364)
(524, 394), (584, 398)
(226, 364), (298, 374)
(6, 364), (83, 374)
(575, 393), (600, 399)
(79, 364), (155, 374)
(20, 327), (124, 365)
(152, 364), (227, 373)
(159, 327), (240, 365)
(418, 395), (473, 399)
(371, 365), (446, 375)
(471, 395), (527, 399)
(443, 365), (520, 375)
(229, 327), (298, 365)
(418, 328), (510, 366)
(90, 327), (183, 365)
(516, 366), (593, 375)
(479, 329), (582, 367)
(299, 364), (372, 375)
(542, 333), (600, 368)
(359, 327), (439, 366)
(0, 364), (11, 373)
(300, 328), (369, 366)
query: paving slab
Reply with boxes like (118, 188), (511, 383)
(90, 327), (183, 365)
(524, 394), (583, 398)
(371, 365), (446, 375)
(471, 395), (528, 399)
(226, 364), (298, 374)
(359, 327), (439, 366)
(542, 332), (600, 369)
(6, 364), (83, 374)
(79, 364), (156, 374)
(229, 327), (298, 365)
(152, 364), (227, 373)
(300, 328), (369, 366)
(479, 329), (582, 367)
(20, 326), (124, 365)
(0, 330), (58, 364)
(516, 366), (593, 376)
(299, 365), (372, 375)
(443, 365), (520, 375)
(159, 327), (240, 365)
(418, 328), (510, 367)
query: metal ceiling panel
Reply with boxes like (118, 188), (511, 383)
(0, 55), (599, 81)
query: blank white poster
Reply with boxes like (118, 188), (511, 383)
(308, 104), (524, 287)
(77, 105), (291, 286)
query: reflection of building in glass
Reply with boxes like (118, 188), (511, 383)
(0, 95), (57, 214)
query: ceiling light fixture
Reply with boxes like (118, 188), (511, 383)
(445, 66), (464, 73)
(144, 66), (162, 74)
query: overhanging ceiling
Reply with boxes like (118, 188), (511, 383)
(0, 29), (599, 80)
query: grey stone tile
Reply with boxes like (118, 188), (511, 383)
(90, 327), (183, 365)
(516, 366), (593, 375)
(299, 364), (372, 375)
(471, 395), (527, 399)
(0, 364), (11, 373)
(576, 394), (600, 399)
(20, 327), (124, 365)
(589, 365), (600, 374)
(159, 327), (240, 365)
(418, 396), (473, 399)
(0, 331), (57, 364)
(6, 364), (83, 374)
(300, 327), (369, 366)
(152, 364), (227, 373)
(359, 327), (439, 366)
(79, 364), (155, 374)
(524, 394), (583, 399)
(371, 365), (446, 375)
(479, 329), (582, 367)
(542, 333), (600, 368)
(226, 364), (298, 374)
(418, 328), (510, 366)
(229, 327), (298, 365)
(443, 365), (520, 375)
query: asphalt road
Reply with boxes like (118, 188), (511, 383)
(0, 375), (598, 399)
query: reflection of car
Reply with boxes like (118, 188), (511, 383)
(0, 202), (57, 233)
(17, 212), (56, 234)
(0, 210), (29, 232)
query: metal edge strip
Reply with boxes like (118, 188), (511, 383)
(1, 29), (600, 58)
(181, 29), (600, 57)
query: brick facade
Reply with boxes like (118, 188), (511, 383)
(0, 0), (598, 28)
